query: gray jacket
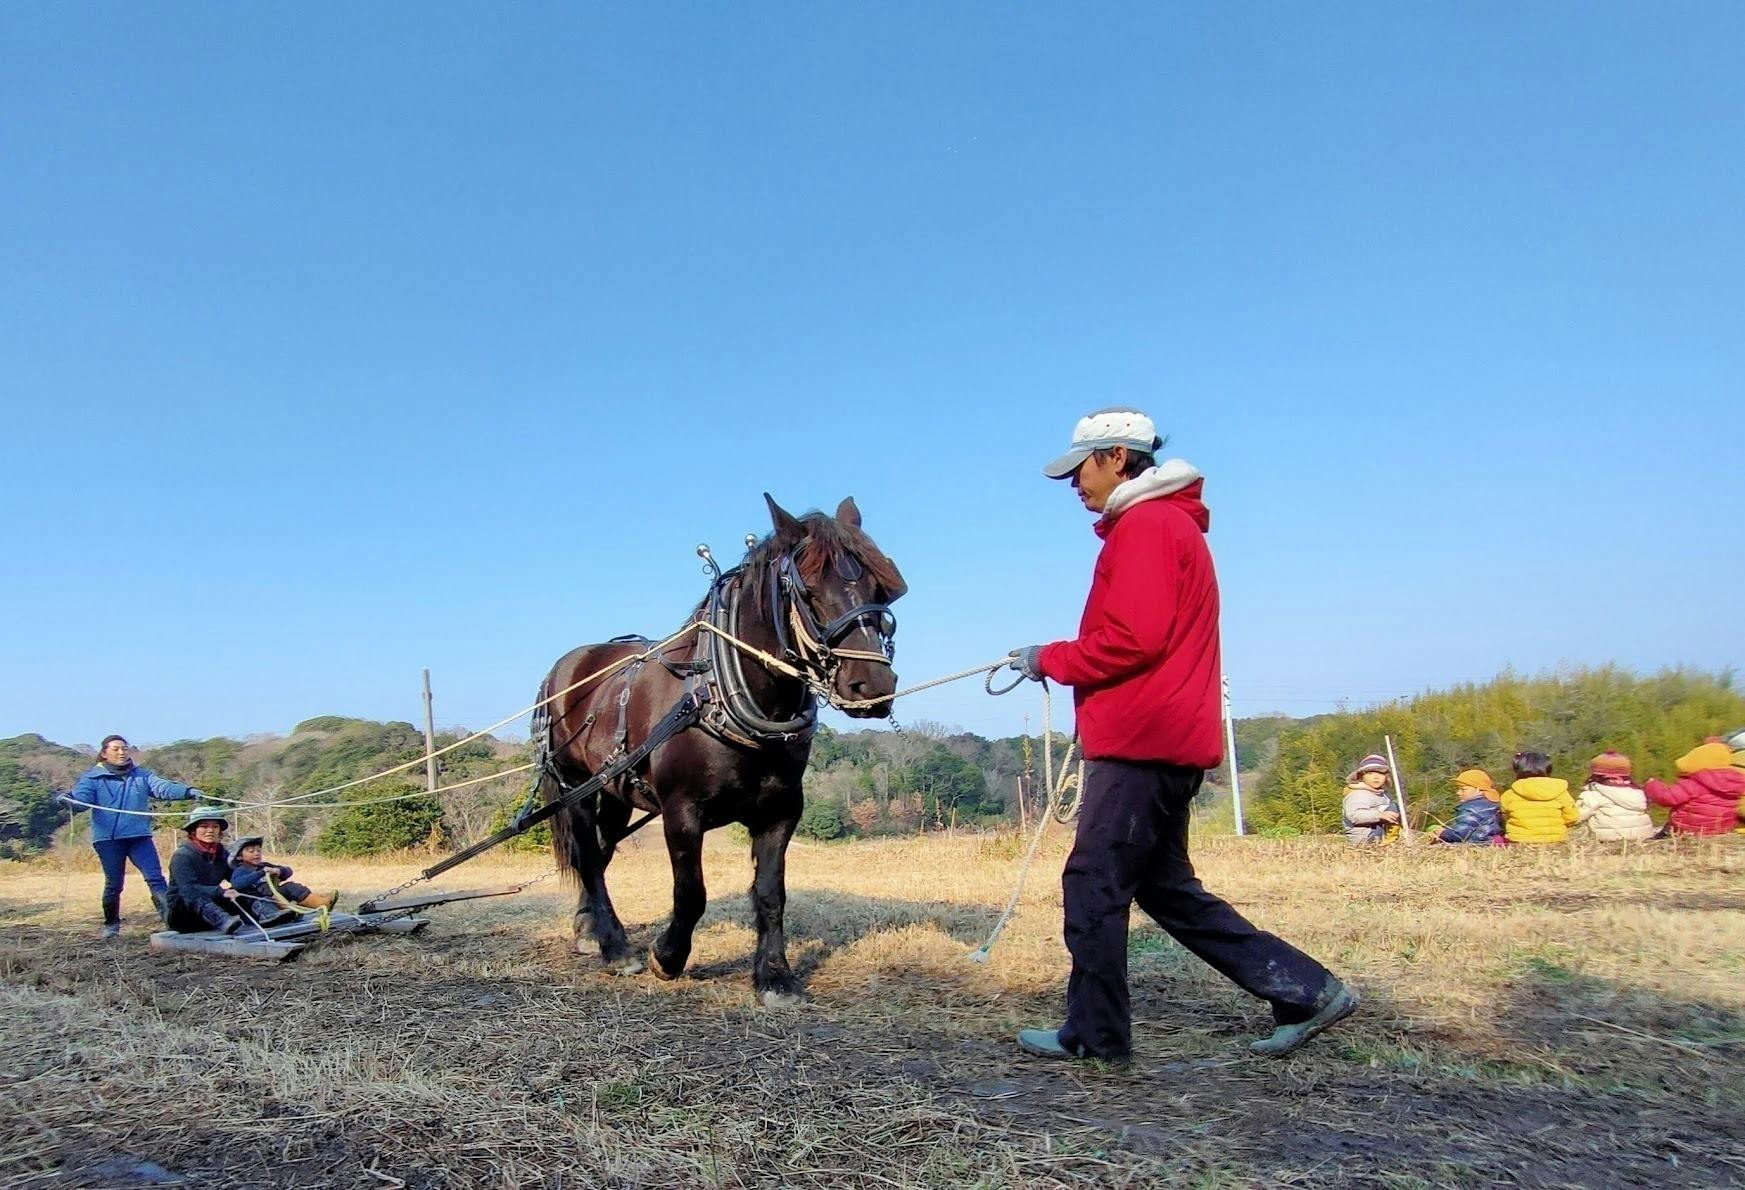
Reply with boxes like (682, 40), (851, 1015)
(1341, 786), (1394, 844)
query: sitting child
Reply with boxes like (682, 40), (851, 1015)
(230, 835), (337, 925)
(1499, 751), (1578, 844)
(1341, 755), (1400, 844)
(1433, 769), (1502, 844)
(166, 807), (242, 934)
(1574, 751), (1657, 842)
(1645, 738), (1745, 836)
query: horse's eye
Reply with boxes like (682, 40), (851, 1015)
(838, 554), (864, 581)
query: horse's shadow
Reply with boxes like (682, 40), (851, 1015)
(667, 890), (1000, 980)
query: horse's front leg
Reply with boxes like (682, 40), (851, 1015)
(750, 810), (804, 1008)
(648, 798), (706, 980)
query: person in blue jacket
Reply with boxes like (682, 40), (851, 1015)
(1430, 769), (1504, 845)
(62, 734), (204, 938)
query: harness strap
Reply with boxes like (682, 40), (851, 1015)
(412, 690), (706, 885)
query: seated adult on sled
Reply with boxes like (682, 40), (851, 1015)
(166, 807), (243, 934)
(230, 836), (337, 926)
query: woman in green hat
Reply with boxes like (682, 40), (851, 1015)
(165, 807), (243, 934)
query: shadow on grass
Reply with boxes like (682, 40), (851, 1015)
(675, 889), (1001, 980)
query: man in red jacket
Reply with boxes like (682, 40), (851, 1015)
(1010, 408), (1356, 1063)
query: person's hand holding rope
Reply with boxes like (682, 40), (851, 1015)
(1008, 646), (1046, 682)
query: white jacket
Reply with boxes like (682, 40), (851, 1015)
(1575, 781), (1657, 842)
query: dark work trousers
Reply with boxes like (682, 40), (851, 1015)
(92, 837), (169, 926)
(169, 895), (240, 934)
(1057, 759), (1338, 1059)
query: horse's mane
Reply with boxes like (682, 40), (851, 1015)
(693, 512), (907, 621)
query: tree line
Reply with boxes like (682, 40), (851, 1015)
(5, 666), (1735, 857)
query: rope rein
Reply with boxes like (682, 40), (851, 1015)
(61, 625), (1020, 819)
(970, 679), (1079, 962)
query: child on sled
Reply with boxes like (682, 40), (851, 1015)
(229, 836), (338, 926)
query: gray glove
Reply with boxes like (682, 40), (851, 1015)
(1009, 646), (1046, 682)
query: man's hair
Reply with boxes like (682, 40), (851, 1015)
(1512, 751), (1553, 779)
(1091, 435), (1166, 479)
(99, 734), (128, 752)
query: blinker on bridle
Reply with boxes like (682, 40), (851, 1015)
(770, 550), (897, 673)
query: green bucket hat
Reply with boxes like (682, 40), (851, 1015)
(183, 806), (231, 833)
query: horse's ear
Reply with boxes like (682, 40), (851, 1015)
(765, 493), (802, 540)
(835, 497), (862, 530)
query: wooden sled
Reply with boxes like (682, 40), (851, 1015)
(148, 910), (430, 963)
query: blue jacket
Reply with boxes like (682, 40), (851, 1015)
(1439, 796), (1502, 844)
(67, 763), (197, 842)
(230, 859), (293, 896)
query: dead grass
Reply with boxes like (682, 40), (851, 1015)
(3, 831), (1744, 1187)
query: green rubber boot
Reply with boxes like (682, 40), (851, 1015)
(1251, 982), (1360, 1057)
(1016, 1028), (1074, 1059)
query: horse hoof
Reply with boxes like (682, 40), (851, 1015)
(759, 988), (807, 1010)
(573, 936), (594, 957)
(647, 948), (680, 981)
(606, 954), (646, 977)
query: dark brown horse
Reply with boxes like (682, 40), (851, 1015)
(538, 495), (905, 1006)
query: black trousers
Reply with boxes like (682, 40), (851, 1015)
(1057, 759), (1338, 1059)
(168, 895), (239, 934)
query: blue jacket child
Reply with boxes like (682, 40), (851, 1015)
(229, 836), (337, 925)
(1436, 770), (1504, 844)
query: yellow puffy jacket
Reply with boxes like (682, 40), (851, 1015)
(1500, 777), (1579, 844)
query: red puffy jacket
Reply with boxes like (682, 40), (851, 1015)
(1645, 768), (1745, 835)
(1038, 480), (1222, 767)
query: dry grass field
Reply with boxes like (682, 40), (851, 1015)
(3, 830), (1743, 1188)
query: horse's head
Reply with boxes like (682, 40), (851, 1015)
(764, 494), (907, 719)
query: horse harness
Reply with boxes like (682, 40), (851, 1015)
(490, 547), (899, 852)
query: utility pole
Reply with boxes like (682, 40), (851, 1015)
(421, 668), (439, 794)
(1222, 674), (1246, 836)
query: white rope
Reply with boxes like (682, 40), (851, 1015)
(58, 763), (541, 819)
(55, 634), (1015, 821)
(970, 679), (1078, 963)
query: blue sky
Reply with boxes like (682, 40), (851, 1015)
(5, 4), (1741, 749)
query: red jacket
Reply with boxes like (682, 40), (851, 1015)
(1645, 768), (1745, 835)
(1039, 479), (1222, 767)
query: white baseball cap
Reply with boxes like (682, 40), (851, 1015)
(1042, 407), (1161, 479)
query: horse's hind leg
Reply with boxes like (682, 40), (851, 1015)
(560, 793), (641, 975)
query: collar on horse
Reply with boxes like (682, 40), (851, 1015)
(691, 546), (897, 748)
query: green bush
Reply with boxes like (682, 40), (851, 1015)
(316, 788), (447, 857)
(484, 792), (554, 853)
(796, 799), (846, 841)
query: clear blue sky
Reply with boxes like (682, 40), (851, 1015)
(5, 4), (1741, 749)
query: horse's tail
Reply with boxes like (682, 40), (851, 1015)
(547, 769), (587, 888)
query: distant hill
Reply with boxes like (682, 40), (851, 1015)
(0, 710), (1309, 855)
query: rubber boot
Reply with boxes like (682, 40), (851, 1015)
(299, 890), (339, 910)
(150, 888), (171, 924)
